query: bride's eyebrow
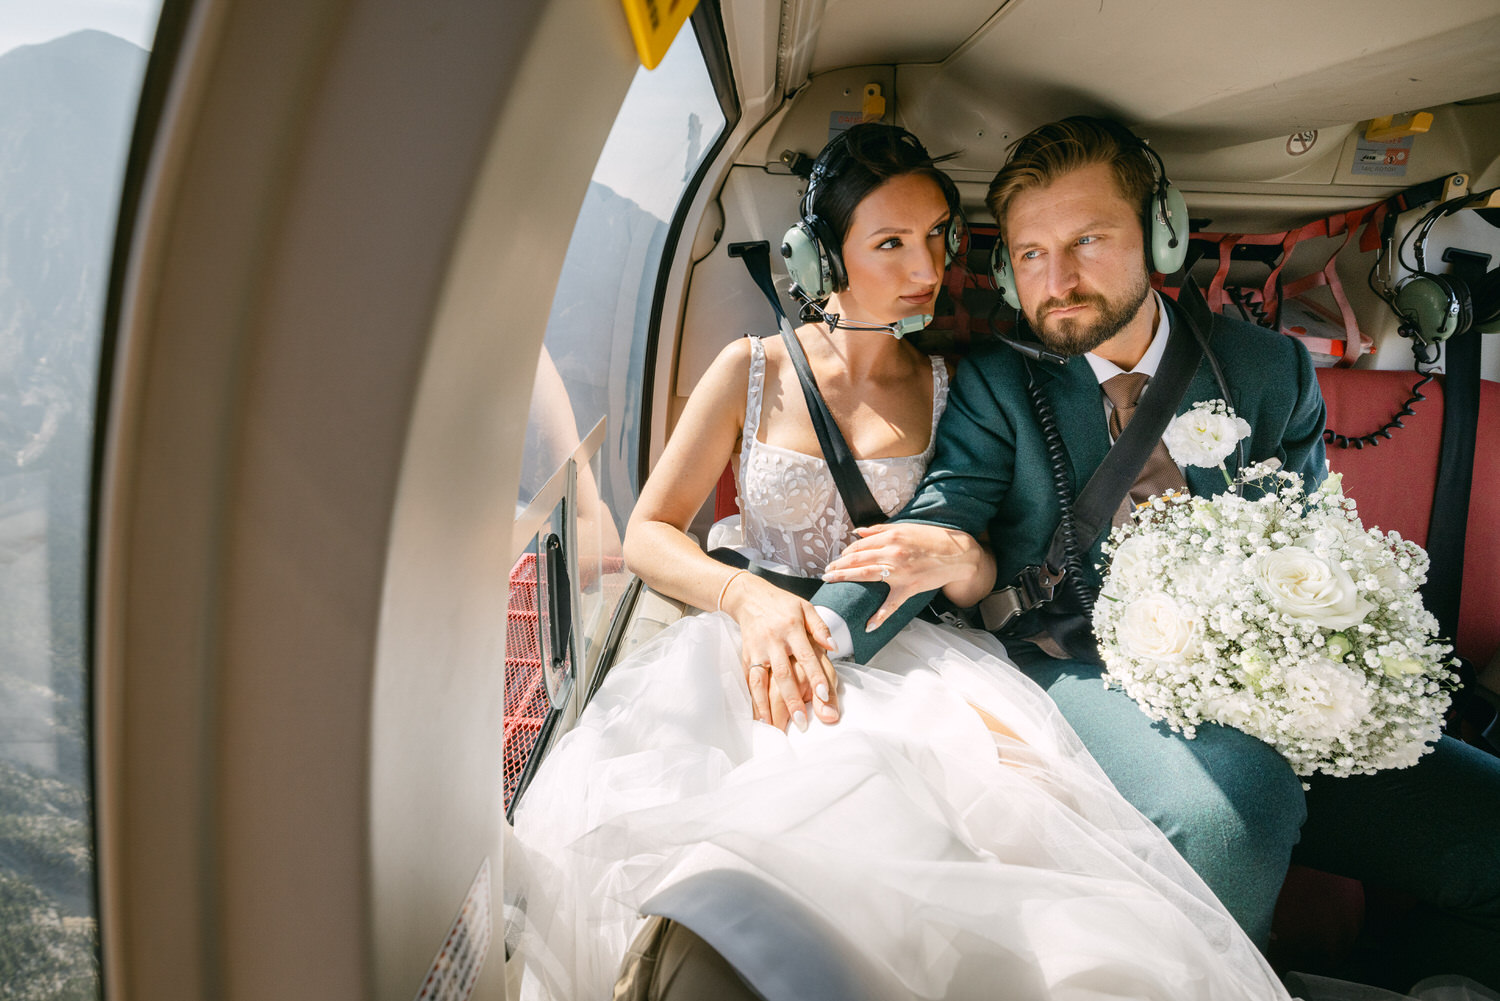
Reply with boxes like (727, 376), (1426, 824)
(865, 213), (950, 238)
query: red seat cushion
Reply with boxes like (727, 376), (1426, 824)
(1274, 368), (1500, 973)
(1268, 864), (1365, 974)
(1316, 368), (1500, 668)
(714, 463), (738, 522)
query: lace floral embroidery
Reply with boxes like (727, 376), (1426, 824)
(736, 336), (947, 575)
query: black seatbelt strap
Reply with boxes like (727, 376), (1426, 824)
(729, 241), (885, 528)
(1421, 260), (1484, 642)
(704, 545), (821, 600)
(978, 277), (1212, 633)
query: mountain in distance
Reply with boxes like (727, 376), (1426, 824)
(0, 30), (146, 468)
(0, 29), (146, 1001)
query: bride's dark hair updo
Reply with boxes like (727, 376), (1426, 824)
(806, 123), (960, 248)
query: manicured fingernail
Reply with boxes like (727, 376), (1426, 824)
(816, 683), (829, 701)
(793, 711), (808, 732)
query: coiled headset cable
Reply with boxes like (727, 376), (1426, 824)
(1322, 339), (1438, 450)
(1023, 358), (1095, 616)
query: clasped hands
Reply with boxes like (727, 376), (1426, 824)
(722, 523), (986, 732)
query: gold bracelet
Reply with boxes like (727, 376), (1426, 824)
(716, 569), (748, 612)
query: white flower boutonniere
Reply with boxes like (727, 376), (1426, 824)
(1163, 400), (1252, 471)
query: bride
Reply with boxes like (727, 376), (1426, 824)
(504, 124), (1293, 1000)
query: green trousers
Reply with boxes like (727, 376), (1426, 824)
(1013, 643), (1500, 992)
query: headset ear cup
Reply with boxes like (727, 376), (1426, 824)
(946, 212), (968, 268)
(1150, 182), (1190, 274)
(781, 222), (827, 300)
(1395, 273), (1467, 343)
(1438, 273), (1474, 337)
(808, 215), (846, 293)
(990, 241), (1020, 311)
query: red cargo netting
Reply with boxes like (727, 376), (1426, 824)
(503, 553), (549, 811)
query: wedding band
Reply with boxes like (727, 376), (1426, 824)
(749, 662), (770, 672)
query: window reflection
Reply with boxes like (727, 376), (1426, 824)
(504, 27), (726, 808)
(517, 27), (726, 532)
(0, 15), (159, 998)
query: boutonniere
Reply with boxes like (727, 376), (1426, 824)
(1162, 400), (1251, 486)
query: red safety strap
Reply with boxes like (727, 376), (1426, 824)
(1192, 201), (1388, 367)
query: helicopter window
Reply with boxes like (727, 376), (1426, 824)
(504, 24), (728, 812)
(0, 4), (162, 997)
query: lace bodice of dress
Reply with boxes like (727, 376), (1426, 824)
(736, 335), (948, 576)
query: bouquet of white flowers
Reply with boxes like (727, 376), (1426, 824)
(1093, 400), (1457, 778)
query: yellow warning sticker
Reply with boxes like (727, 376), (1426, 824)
(620, 0), (699, 69)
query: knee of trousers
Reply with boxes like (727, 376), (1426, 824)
(1162, 751), (1308, 880)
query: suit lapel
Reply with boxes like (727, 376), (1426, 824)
(1165, 296), (1236, 496)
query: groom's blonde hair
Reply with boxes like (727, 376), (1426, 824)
(986, 117), (1156, 238)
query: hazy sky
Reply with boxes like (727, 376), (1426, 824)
(591, 29), (720, 220)
(0, 0), (159, 57)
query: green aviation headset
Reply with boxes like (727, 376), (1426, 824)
(780, 125), (966, 306)
(988, 117), (1190, 310)
(1390, 188), (1500, 344)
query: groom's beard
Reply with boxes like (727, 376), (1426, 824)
(1027, 271), (1151, 357)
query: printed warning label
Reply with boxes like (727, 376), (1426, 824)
(414, 858), (492, 1001)
(1352, 134), (1414, 177)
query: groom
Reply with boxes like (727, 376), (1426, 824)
(808, 116), (1500, 990)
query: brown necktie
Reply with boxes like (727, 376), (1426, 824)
(1102, 373), (1188, 527)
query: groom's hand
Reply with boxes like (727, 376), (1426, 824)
(721, 574), (840, 731)
(823, 524), (991, 630)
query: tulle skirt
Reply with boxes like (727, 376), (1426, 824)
(504, 611), (1294, 1000)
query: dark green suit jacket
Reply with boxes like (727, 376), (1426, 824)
(814, 296), (1328, 663)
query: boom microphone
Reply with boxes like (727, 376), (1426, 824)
(799, 296), (932, 339)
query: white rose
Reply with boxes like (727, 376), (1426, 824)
(1314, 470), (1345, 500)
(1380, 655), (1428, 677)
(1283, 657), (1373, 742)
(1366, 736), (1430, 772)
(1116, 593), (1198, 661)
(1106, 534), (1152, 588)
(1367, 552), (1411, 595)
(1249, 545), (1374, 629)
(1163, 402), (1252, 468)
(1201, 690), (1271, 733)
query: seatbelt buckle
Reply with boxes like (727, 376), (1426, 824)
(977, 564), (1064, 632)
(1022, 563), (1064, 604)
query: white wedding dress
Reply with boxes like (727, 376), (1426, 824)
(504, 337), (1293, 1000)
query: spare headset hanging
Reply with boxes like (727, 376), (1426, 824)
(1387, 186), (1500, 345)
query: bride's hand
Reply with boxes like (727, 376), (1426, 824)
(822, 523), (992, 631)
(720, 572), (840, 732)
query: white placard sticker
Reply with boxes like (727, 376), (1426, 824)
(414, 858), (492, 1001)
(1352, 133), (1414, 176)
